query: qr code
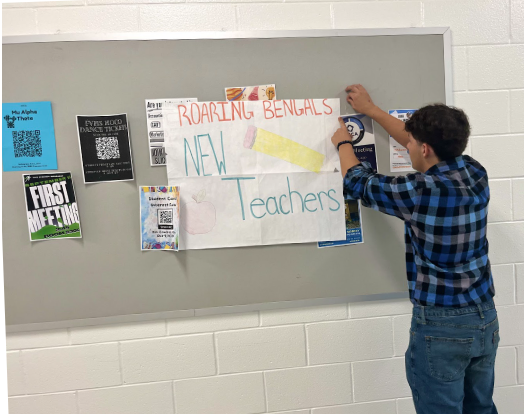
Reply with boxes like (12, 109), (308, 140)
(12, 130), (42, 158)
(158, 209), (173, 224)
(95, 137), (120, 160)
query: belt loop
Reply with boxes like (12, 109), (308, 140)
(477, 304), (485, 319)
(420, 305), (426, 324)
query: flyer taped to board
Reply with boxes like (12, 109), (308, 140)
(2, 101), (58, 172)
(23, 172), (82, 242)
(318, 113), (375, 248)
(140, 186), (180, 251)
(76, 113), (134, 183)
(225, 85), (276, 101)
(145, 98), (197, 166)
(389, 109), (416, 172)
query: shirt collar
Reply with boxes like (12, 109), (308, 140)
(425, 155), (466, 174)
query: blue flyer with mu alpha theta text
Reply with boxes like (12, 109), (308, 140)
(2, 101), (58, 172)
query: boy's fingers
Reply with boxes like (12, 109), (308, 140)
(338, 117), (346, 128)
(345, 84), (358, 93)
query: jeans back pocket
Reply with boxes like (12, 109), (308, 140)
(425, 336), (474, 382)
(493, 329), (500, 345)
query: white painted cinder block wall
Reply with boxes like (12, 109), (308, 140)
(2, 1), (524, 413)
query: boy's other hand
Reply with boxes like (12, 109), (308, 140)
(331, 117), (352, 148)
(345, 84), (377, 116)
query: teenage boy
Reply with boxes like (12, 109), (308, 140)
(332, 84), (499, 414)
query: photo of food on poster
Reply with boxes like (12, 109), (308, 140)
(389, 109), (416, 172)
(140, 186), (180, 251)
(225, 84), (276, 101)
(23, 172), (82, 242)
(145, 98), (197, 167)
(76, 113), (134, 183)
(2, 101), (58, 172)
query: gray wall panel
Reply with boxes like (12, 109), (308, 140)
(2, 33), (446, 327)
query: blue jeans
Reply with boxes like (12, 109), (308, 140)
(405, 299), (499, 414)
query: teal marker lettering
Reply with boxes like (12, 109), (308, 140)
(304, 193), (318, 212)
(209, 132), (227, 175)
(266, 197), (280, 215)
(287, 176), (304, 213)
(197, 134), (212, 176)
(221, 176), (256, 220)
(184, 137), (200, 176)
(279, 194), (290, 215)
(327, 189), (341, 211)
(250, 198), (266, 219)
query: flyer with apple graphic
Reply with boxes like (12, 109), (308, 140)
(140, 186), (180, 251)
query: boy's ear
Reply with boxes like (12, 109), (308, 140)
(422, 143), (434, 159)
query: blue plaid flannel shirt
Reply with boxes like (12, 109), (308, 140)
(344, 155), (495, 307)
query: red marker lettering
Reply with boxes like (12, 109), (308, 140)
(263, 101), (275, 119)
(322, 99), (333, 115)
(231, 101), (242, 121)
(303, 99), (314, 116)
(201, 103), (211, 123)
(274, 100), (284, 118)
(190, 103), (201, 125)
(217, 102), (232, 122)
(293, 100), (304, 117)
(210, 102), (220, 122)
(178, 104), (192, 126)
(311, 100), (322, 116)
(283, 100), (295, 116)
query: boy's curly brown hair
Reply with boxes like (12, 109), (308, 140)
(404, 104), (470, 161)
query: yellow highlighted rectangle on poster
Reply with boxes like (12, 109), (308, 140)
(244, 126), (325, 173)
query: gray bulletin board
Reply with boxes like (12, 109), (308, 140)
(2, 29), (451, 331)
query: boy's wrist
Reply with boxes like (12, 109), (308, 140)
(337, 140), (353, 151)
(365, 105), (379, 119)
(338, 143), (356, 156)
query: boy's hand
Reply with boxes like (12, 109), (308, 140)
(331, 117), (352, 148)
(345, 84), (377, 116)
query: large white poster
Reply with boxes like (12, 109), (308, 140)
(176, 173), (345, 250)
(164, 99), (346, 250)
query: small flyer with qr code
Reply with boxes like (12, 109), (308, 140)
(76, 114), (134, 183)
(140, 186), (180, 251)
(2, 101), (58, 172)
(23, 172), (82, 242)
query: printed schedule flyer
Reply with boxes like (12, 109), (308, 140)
(145, 98), (197, 166)
(23, 172), (82, 241)
(140, 186), (180, 251)
(76, 113), (134, 183)
(389, 109), (416, 172)
(2, 101), (58, 171)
